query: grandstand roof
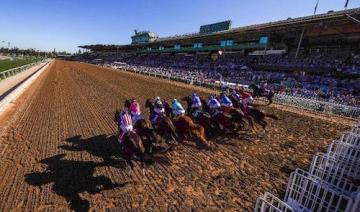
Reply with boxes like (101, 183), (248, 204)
(79, 8), (360, 51)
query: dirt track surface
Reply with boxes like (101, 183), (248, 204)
(0, 60), (354, 211)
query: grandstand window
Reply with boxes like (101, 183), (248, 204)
(193, 43), (203, 48)
(147, 47), (152, 51)
(220, 40), (234, 47)
(159, 46), (164, 50)
(227, 40), (234, 46)
(174, 44), (181, 50)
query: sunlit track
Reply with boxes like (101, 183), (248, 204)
(0, 60), (353, 211)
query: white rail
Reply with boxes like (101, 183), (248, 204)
(309, 152), (360, 194)
(327, 141), (360, 165)
(0, 60), (45, 81)
(255, 192), (294, 212)
(284, 169), (358, 212)
(340, 132), (360, 146)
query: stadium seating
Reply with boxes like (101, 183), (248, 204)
(107, 53), (359, 107)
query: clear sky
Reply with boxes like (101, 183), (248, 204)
(0, 0), (359, 53)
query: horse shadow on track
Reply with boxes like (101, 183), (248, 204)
(24, 153), (127, 212)
(60, 134), (126, 167)
(60, 134), (173, 167)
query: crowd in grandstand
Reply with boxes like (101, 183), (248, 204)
(102, 52), (359, 107)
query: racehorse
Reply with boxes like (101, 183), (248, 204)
(220, 105), (254, 131)
(249, 84), (274, 105)
(123, 100), (160, 152)
(227, 95), (279, 130)
(200, 98), (237, 133)
(145, 99), (179, 143)
(240, 104), (279, 130)
(181, 96), (217, 137)
(226, 95), (256, 131)
(114, 110), (146, 171)
(171, 114), (209, 148)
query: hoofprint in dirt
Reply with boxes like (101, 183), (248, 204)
(0, 60), (353, 211)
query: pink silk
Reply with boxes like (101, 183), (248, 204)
(130, 102), (141, 114)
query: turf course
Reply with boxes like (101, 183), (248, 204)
(0, 58), (41, 72)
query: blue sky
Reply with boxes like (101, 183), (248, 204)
(0, 0), (359, 53)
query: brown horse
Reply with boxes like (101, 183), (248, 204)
(123, 100), (159, 152)
(145, 99), (179, 143)
(228, 95), (278, 130)
(121, 131), (146, 171)
(173, 115), (209, 148)
(200, 98), (238, 133)
(181, 96), (218, 137)
(245, 107), (280, 130)
(249, 84), (274, 105)
(114, 110), (146, 171)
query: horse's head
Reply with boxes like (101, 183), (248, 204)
(145, 99), (153, 111)
(124, 99), (132, 108)
(163, 101), (171, 116)
(200, 98), (210, 113)
(181, 96), (190, 102)
(114, 110), (120, 122)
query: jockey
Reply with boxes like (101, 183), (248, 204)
(219, 92), (233, 108)
(171, 99), (185, 118)
(239, 89), (253, 113)
(129, 99), (142, 124)
(260, 82), (270, 95)
(231, 90), (241, 102)
(151, 97), (165, 124)
(117, 109), (133, 144)
(191, 92), (202, 109)
(207, 95), (221, 115)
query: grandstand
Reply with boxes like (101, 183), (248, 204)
(78, 8), (360, 109)
(79, 8), (360, 59)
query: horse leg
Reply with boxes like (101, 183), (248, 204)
(140, 154), (146, 175)
(191, 125), (208, 145)
(264, 113), (280, 120)
(125, 154), (134, 171)
(258, 118), (267, 129)
(244, 115), (256, 132)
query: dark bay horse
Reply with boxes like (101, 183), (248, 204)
(249, 84), (274, 105)
(145, 99), (179, 143)
(181, 96), (217, 137)
(227, 95), (279, 130)
(245, 107), (280, 129)
(200, 98), (237, 133)
(123, 100), (159, 151)
(114, 110), (146, 171)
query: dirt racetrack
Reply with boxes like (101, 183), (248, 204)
(0, 60), (355, 211)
